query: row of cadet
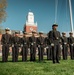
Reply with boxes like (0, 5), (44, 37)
(1, 24), (74, 63)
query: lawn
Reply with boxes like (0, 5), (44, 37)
(0, 56), (74, 75)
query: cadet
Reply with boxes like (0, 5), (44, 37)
(61, 32), (68, 60)
(68, 32), (74, 60)
(48, 24), (61, 63)
(12, 32), (20, 62)
(37, 32), (45, 61)
(29, 31), (37, 61)
(21, 32), (29, 61)
(1, 28), (11, 62)
(45, 36), (52, 60)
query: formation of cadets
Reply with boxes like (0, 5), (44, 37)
(1, 24), (74, 63)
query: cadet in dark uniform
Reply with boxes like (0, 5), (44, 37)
(37, 32), (45, 61)
(48, 24), (61, 63)
(1, 28), (11, 62)
(11, 32), (20, 62)
(61, 32), (68, 60)
(68, 32), (74, 60)
(45, 36), (51, 60)
(21, 32), (29, 61)
(29, 31), (37, 61)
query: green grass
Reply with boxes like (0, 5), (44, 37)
(0, 56), (74, 75)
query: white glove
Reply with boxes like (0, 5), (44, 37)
(1, 45), (2, 47)
(21, 44), (23, 47)
(46, 46), (49, 49)
(12, 44), (14, 47)
(31, 43), (33, 45)
(51, 43), (54, 46)
(71, 44), (73, 46)
(56, 37), (59, 39)
(38, 45), (40, 47)
(64, 42), (67, 45)
(60, 45), (63, 49)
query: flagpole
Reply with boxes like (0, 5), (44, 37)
(69, 0), (73, 32)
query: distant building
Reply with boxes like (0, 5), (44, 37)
(24, 11), (37, 33)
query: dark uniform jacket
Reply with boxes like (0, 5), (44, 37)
(44, 37), (51, 46)
(1, 33), (12, 45)
(11, 36), (20, 46)
(21, 36), (29, 46)
(29, 36), (37, 46)
(37, 36), (45, 47)
(48, 30), (61, 44)
(61, 36), (68, 45)
(68, 36), (74, 45)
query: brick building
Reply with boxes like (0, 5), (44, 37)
(24, 11), (37, 33)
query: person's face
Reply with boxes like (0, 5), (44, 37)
(53, 26), (57, 30)
(70, 34), (73, 37)
(62, 34), (66, 37)
(32, 33), (36, 36)
(5, 30), (9, 34)
(39, 34), (43, 37)
(15, 34), (19, 36)
(23, 34), (27, 37)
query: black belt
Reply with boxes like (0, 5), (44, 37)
(14, 43), (19, 44)
(31, 42), (36, 44)
(40, 43), (43, 45)
(32, 42), (36, 43)
(5, 43), (9, 44)
(24, 43), (27, 45)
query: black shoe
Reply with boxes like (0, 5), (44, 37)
(56, 61), (60, 63)
(53, 61), (55, 64)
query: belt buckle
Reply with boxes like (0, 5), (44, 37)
(31, 43), (33, 45)
(34, 42), (36, 43)
(71, 44), (73, 46)
(57, 37), (58, 39)
(24, 43), (26, 44)
(64, 42), (67, 45)
(41, 43), (43, 44)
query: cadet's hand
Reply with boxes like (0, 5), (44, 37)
(12, 44), (14, 47)
(31, 43), (33, 45)
(67, 44), (69, 47)
(60, 45), (62, 49)
(38, 45), (40, 47)
(51, 43), (54, 46)
(1, 45), (2, 47)
(46, 46), (49, 49)
(21, 44), (23, 47)
(71, 44), (73, 46)
(9, 47), (12, 50)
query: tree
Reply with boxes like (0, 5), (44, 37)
(0, 0), (7, 24)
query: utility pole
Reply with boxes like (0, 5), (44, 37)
(69, 0), (73, 32)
